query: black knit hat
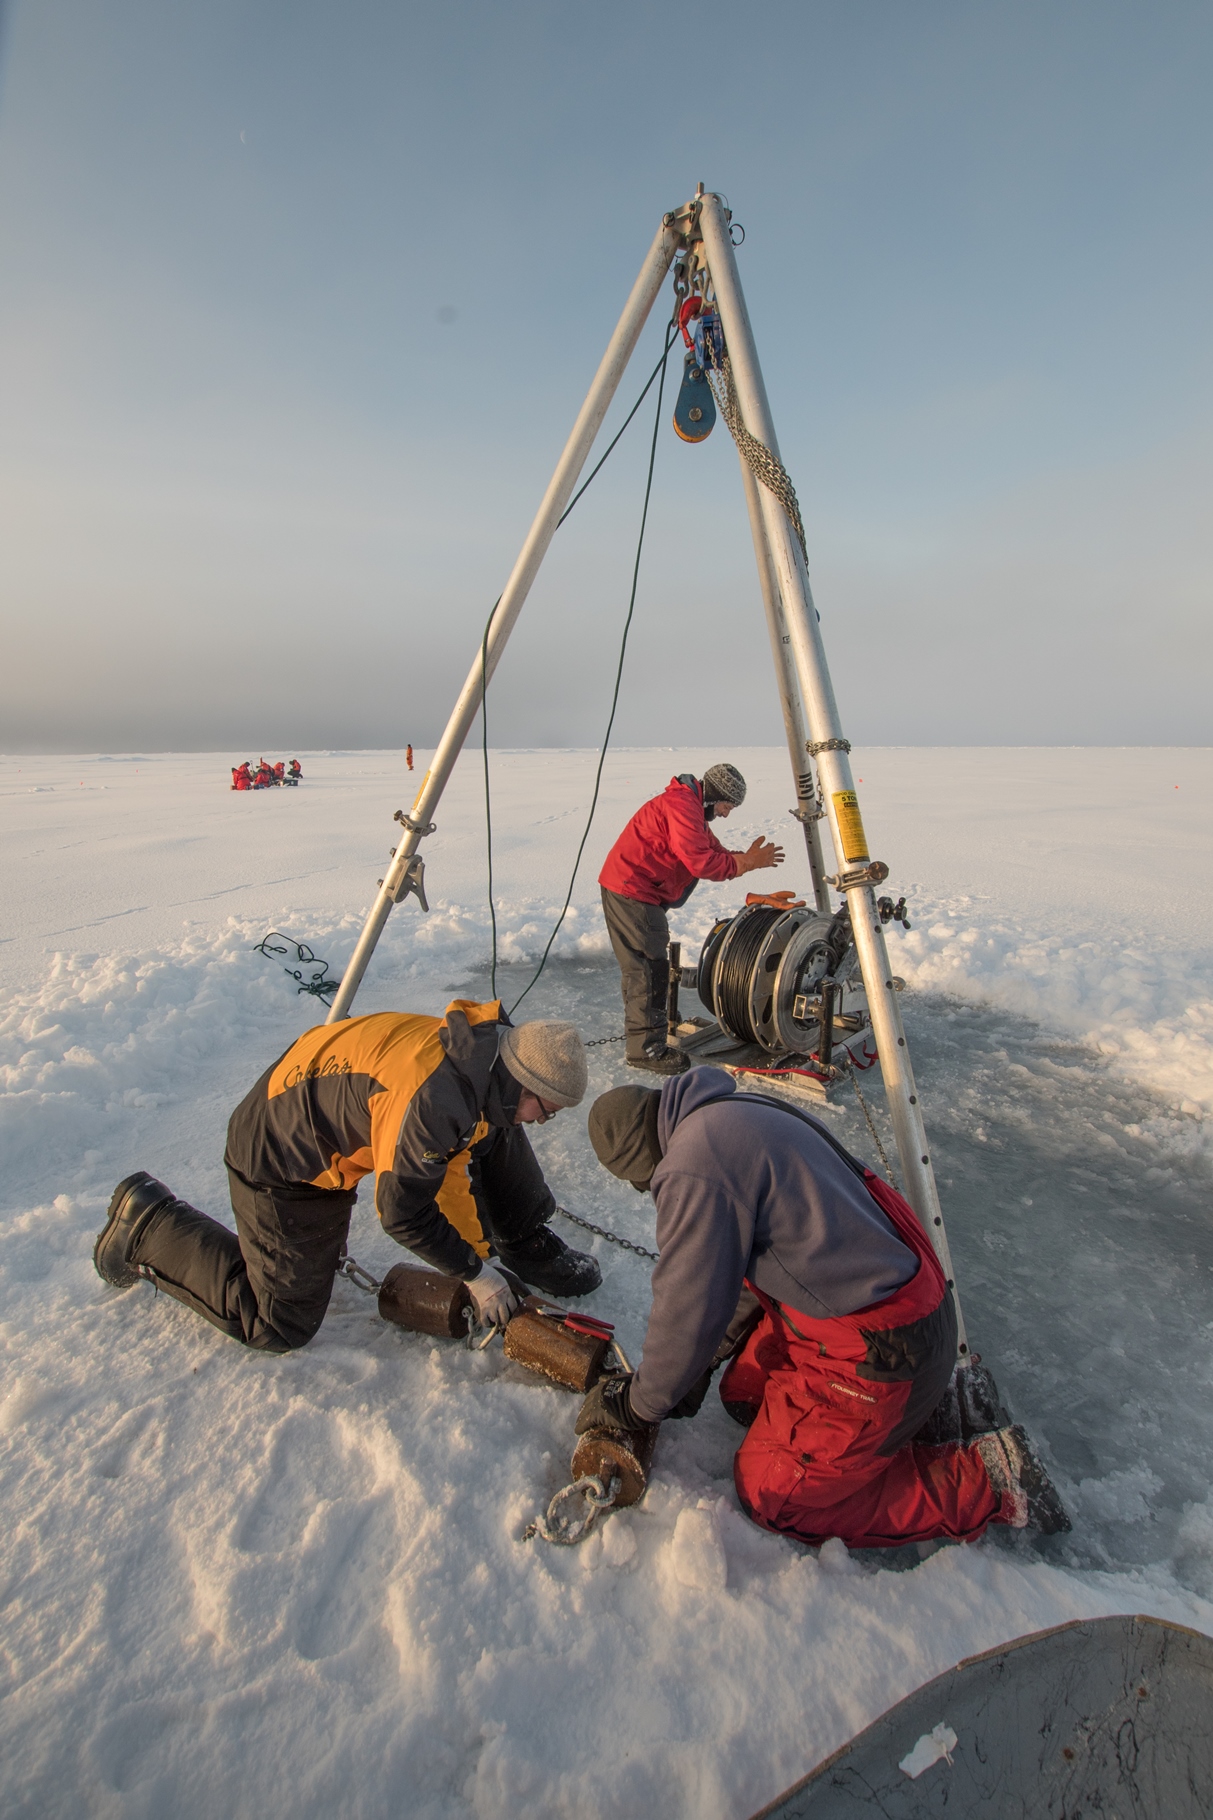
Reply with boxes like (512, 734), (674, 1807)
(587, 1086), (663, 1185)
(702, 762), (746, 807)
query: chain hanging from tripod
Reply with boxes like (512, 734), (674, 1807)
(705, 345), (808, 561)
(672, 273), (808, 570)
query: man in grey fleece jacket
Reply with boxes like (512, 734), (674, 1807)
(583, 1066), (1069, 1547)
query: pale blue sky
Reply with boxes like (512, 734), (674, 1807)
(1, 0), (1210, 750)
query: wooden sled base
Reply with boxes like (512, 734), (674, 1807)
(672, 1017), (840, 1103)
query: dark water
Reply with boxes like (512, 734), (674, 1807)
(466, 955), (1213, 1584)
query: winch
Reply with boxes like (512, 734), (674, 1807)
(695, 901), (853, 1054)
(670, 899), (877, 1083)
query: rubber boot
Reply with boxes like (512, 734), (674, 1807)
(96, 1173), (258, 1344)
(627, 1047), (688, 1076)
(94, 1173), (175, 1287)
(131, 1197), (254, 1342)
(493, 1225), (602, 1298)
(916, 1358), (1011, 1445)
(977, 1425), (1071, 1534)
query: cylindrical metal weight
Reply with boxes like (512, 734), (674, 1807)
(570, 1423), (658, 1509)
(502, 1310), (610, 1393)
(378, 1264), (472, 1337)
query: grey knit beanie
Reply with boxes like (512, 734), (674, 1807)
(702, 762), (746, 807)
(498, 1021), (588, 1108)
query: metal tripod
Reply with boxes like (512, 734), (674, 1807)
(324, 186), (971, 1361)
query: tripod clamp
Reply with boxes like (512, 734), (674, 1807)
(377, 856), (429, 912)
(825, 860), (890, 891)
(878, 894), (912, 931)
(379, 809), (436, 910)
(393, 809), (437, 837)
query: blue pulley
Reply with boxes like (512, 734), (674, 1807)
(672, 350), (716, 444)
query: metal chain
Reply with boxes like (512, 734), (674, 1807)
(705, 351), (808, 561)
(584, 1034), (628, 1048)
(553, 1204), (659, 1263)
(846, 1065), (900, 1189)
(337, 1253), (382, 1294)
(524, 1473), (620, 1545)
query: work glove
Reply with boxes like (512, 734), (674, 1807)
(744, 889), (806, 910)
(666, 1366), (714, 1420)
(466, 1262), (523, 1331)
(575, 1372), (649, 1436)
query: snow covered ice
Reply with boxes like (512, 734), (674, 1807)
(2, 744), (1212, 1818)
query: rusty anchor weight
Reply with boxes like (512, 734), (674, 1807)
(502, 1306), (613, 1393)
(524, 1420), (659, 1546)
(376, 1264), (620, 1394)
(377, 1263), (474, 1337)
(350, 1254), (649, 1543)
(570, 1420), (658, 1509)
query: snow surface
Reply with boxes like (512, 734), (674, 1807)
(2, 744), (1212, 1819)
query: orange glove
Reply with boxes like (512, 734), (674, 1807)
(745, 890), (807, 909)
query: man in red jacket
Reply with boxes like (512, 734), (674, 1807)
(599, 762), (784, 1073)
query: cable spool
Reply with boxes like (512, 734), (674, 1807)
(695, 918), (732, 1020)
(770, 913), (842, 1053)
(713, 905), (782, 1036)
(696, 903), (855, 1055)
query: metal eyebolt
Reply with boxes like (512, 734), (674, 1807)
(524, 1474), (621, 1546)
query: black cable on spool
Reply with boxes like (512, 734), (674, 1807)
(695, 918), (732, 1018)
(713, 906), (783, 1043)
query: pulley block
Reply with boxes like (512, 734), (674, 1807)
(672, 349), (716, 443)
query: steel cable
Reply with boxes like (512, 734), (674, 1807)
(478, 319), (678, 1015)
(712, 906), (782, 1043)
(479, 333), (678, 1000)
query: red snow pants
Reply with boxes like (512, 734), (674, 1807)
(723, 1173), (1008, 1549)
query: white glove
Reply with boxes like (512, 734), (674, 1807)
(467, 1262), (522, 1331)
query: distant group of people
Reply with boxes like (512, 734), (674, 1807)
(231, 759), (303, 791)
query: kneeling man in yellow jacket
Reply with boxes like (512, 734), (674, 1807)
(94, 1001), (597, 1352)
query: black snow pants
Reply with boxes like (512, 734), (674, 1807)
(601, 886), (671, 1061)
(128, 1124), (554, 1353)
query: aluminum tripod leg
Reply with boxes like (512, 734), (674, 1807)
(325, 218), (682, 1023)
(737, 454), (830, 912)
(699, 195), (969, 1358)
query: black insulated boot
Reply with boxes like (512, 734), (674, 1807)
(978, 1424), (1072, 1534)
(627, 1046), (688, 1077)
(94, 1172), (176, 1287)
(494, 1225), (602, 1298)
(917, 1358), (1011, 1445)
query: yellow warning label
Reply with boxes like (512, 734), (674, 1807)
(832, 791), (870, 863)
(412, 770), (431, 810)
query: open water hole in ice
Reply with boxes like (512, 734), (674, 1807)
(465, 953), (1213, 1584)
